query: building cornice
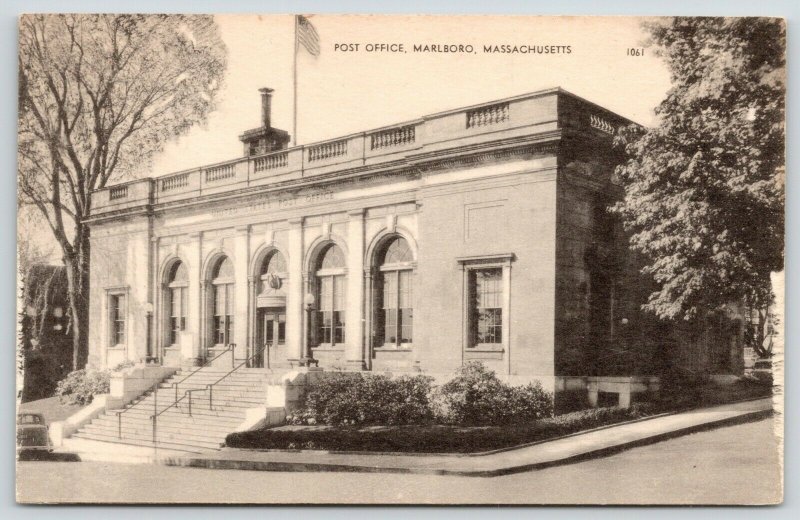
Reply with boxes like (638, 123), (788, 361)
(85, 136), (560, 226)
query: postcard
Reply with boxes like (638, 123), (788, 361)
(16, 14), (784, 505)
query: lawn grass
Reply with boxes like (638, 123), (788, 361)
(225, 378), (772, 454)
(18, 396), (87, 423)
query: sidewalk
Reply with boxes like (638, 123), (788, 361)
(162, 397), (774, 477)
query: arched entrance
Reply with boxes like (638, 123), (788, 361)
(254, 250), (287, 367)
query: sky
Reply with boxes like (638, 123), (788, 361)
(150, 15), (672, 176)
(19, 14), (674, 263)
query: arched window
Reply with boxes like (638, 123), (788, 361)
(375, 237), (414, 347)
(211, 256), (234, 345)
(166, 261), (188, 345)
(315, 244), (346, 346)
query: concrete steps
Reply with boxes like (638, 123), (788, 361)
(71, 367), (273, 452)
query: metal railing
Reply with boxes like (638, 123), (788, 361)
(121, 344), (234, 446)
(150, 343), (236, 446)
(115, 380), (161, 439)
(182, 345), (267, 415)
(150, 391), (193, 445)
(171, 344), (235, 403)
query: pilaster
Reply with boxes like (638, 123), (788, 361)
(346, 208), (366, 369)
(233, 226), (250, 361)
(286, 217), (304, 361)
(247, 274), (257, 361)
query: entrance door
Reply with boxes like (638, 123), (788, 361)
(255, 307), (286, 368)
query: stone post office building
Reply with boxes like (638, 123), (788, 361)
(86, 87), (674, 392)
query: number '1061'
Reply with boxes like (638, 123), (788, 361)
(627, 48), (645, 56)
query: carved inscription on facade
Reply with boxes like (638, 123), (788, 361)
(210, 189), (335, 218)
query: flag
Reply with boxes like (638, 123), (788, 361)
(296, 15), (320, 56)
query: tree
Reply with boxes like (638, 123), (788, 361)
(612, 18), (784, 357)
(18, 15), (227, 369)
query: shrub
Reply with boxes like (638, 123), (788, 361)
(55, 368), (110, 405)
(432, 362), (553, 425)
(656, 364), (711, 408)
(227, 404), (656, 453)
(292, 373), (435, 426)
(750, 371), (774, 388)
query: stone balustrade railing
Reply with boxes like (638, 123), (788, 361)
(109, 185), (129, 200)
(369, 124), (416, 150)
(161, 172), (190, 192)
(91, 89), (620, 214)
(308, 139), (348, 162)
(589, 114), (616, 134)
(466, 102), (509, 129)
(254, 151), (289, 172)
(205, 164), (236, 182)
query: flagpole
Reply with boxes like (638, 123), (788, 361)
(292, 15), (298, 147)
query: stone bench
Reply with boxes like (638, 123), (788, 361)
(587, 376), (660, 408)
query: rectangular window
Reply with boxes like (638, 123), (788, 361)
(378, 269), (414, 347)
(169, 287), (187, 345)
(319, 276), (333, 344)
(264, 312), (286, 345)
(318, 275), (346, 346)
(214, 284), (233, 344)
(469, 268), (503, 346)
(399, 270), (413, 344)
(265, 316), (274, 344)
(277, 313), (286, 344)
(110, 294), (126, 346)
(383, 272), (398, 344)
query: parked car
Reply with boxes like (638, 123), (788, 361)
(16, 412), (53, 453)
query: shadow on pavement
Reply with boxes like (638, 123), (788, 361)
(17, 450), (81, 462)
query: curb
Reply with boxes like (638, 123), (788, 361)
(163, 407), (773, 477)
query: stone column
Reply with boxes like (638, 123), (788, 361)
(286, 217), (304, 362)
(345, 209), (366, 369)
(233, 226), (250, 362)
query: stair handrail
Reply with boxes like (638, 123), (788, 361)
(171, 343), (236, 402)
(115, 380), (160, 439)
(184, 344), (268, 413)
(149, 391), (193, 446)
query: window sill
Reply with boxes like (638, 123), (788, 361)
(466, 345), (505, 352)
(106, 345), (126, 351)
(311, 346), (345, 352)
(373, 346), (413, 352)
(464, 346), (505, 360)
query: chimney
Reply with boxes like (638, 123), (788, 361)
(259, 87), (274, 129)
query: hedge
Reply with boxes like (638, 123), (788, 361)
(227, 404), (656, 453)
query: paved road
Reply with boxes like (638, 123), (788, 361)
(17, 417), (782, 505)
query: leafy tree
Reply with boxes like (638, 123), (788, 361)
(613, 18), (784, 357)
(18, 15), (227, 369)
